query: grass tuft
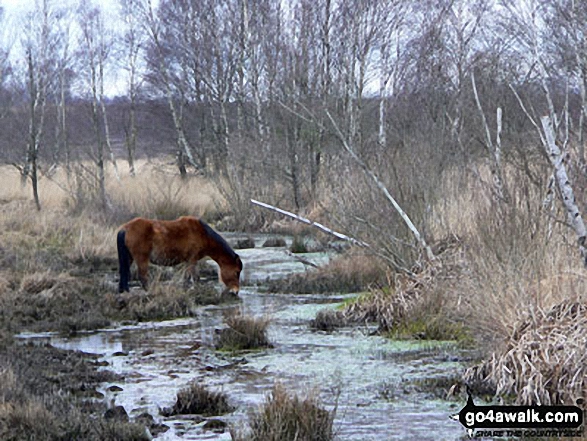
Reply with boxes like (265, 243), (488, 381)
(289, 235), (308, 253)
(162, 383), (233, 417)
(233, 383), (334, 441)
(215, 313), (271, 352)
(268, 250), (385, 294)
(310, 309), (347, 332)
(464, 300), (587, 405)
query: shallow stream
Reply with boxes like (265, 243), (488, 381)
(21, 235), (468, 440)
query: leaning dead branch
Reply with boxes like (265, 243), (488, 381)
(250, 199), (369, 247)
(325, 110), (435, 262)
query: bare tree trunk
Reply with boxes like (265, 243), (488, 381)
(578, 64), (587, 171)
(58, 62), (69, 174)
(90, 86), (107, 210)
(541, 116), (587, 266)
(326, 110), (434, 261)
(26, 48), (44, 211)
(125, 86), (137, 177)
(288, 125), (302, 211)
(241, 0), (265, 143)
(99, 81), (120, 181)
(471, 72), (509, 203)
(121, 0), (142, 177)
(143, 1), (200, 174)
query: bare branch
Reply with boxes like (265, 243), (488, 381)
(250, 199), (369, 247)
(325, 110), (435, 261)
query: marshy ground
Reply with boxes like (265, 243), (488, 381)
(1, 162), (587, 440)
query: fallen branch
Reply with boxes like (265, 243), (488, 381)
(250, 199), (369, 247)
(285, 250), (319, 268)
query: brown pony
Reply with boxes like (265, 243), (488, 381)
(117, 216), (242, 294)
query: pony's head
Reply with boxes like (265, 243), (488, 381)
(220, 254), (243, 295)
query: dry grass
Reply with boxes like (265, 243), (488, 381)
(268, 250), (385, 294)
(215, 313), (271, 351)
(233, 383), (335, 441)
(0, 159), (222, 219)
(0, 346), (149, 441)
(422, 163), (587, 403)
(0, 273), (112, 334)
(342, 235), (466, 336)
(464, 300), (587, 405)
(162, 382), (233, 417)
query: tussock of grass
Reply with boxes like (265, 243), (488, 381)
(342, 235), (466, 340)
(234, 383), (334, 441)
(215, 313), (271, 351)
(289, 235), (308, 253)
(268, 250), (385, 294)
(310, 309), (347, 332)
(464, 300), (587, 405)
(162, 383), (233, 416)
(0, 345), (148, 440)
(0, 274), (111, 334)
(0, 268), (228, 335)
(262, 237), (286, 248)
(111, 278), (220, 322)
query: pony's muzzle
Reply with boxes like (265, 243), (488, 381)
(224, 286), (239, 296)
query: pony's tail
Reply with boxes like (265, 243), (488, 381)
(117, 230), (131, 293)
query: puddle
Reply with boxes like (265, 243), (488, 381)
(19, 234), (467, 440)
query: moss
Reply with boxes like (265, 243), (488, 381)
(388, 317), (474, 347)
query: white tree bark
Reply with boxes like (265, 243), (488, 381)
(471, 72), (508, 202)
(325, 111), (435, 261)
(250, 199), (369, 247)
(540, 115), (587, 265)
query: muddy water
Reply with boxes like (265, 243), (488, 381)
(23, 235), (467, 440)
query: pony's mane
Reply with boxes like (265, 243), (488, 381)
(200, 220), (237, 259)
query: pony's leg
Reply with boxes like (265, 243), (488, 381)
(136, 258), (150, 290)
(185, 255), (202, 287)
(190, 262), (201, 284)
